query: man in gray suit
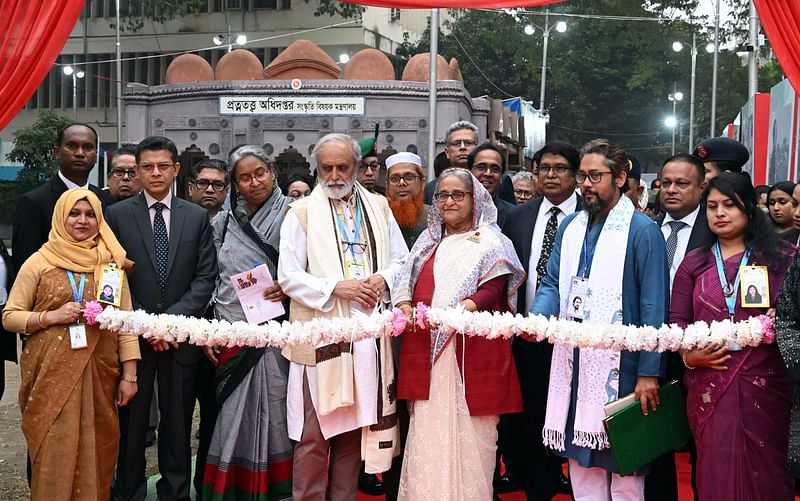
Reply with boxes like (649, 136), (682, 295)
(108, 136), (217, 501)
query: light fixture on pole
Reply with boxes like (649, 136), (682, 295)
(667, 84), (684, 155)
(338, 53), (350, 64)
(63, 65), (85, 120)
(524, 9), (567, 114)
(212, 29), (247, 53)
(672, 32), (698, 152)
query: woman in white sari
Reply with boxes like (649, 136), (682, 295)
(394, 168), (525, 500)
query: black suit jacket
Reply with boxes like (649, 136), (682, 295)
(655, 208), (714, 260)
(12, 175), (113, 272)
(0, 240), (16, 363)
(502, 194), (584, 314)
(105, 193), (217, 364)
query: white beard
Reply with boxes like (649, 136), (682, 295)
(321, 176), (356, 200)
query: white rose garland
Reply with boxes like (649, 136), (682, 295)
(94, 303), (777, 352)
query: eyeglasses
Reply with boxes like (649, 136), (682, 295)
(138, 162), (175, 172)
(576, 170), (614, 184)
(537, 165), (571, 175)
(191, 179), (227, 192)
(110, 168), (137, 179)
(514, 189), (534, 199)
(434, 191), (472, 203)
(341, 240), (367, 255)
(237, 168), (270, 185)
(473, 163), (503, 175)
(447, 139), (478, 148)
(388, 174), (420, 185)
(358, 161), (380, 173)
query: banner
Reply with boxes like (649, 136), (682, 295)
(220, 96), (366, 116)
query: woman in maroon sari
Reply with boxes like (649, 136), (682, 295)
(393, 168), (524, 500)
(670, 172), (795, 501)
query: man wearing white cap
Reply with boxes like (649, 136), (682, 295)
(385, 152), (429, 249)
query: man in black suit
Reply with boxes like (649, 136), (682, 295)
(12, 122), (113, 272)
(468, 143), (516, 227)
(0, 239), (16, 400)
(500, 141), (582, 500)
(108, 136), (217, 501)
(645, 152), (712, 501)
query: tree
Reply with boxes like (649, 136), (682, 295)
(7, 112), (73, 189)
(398, 0), (753, 170)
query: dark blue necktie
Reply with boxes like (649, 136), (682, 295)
(152, 202), (169, 294)
(536, 206), (561, 287)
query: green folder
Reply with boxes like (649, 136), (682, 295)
(602, 379), (691, 476)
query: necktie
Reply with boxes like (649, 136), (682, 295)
(536, 206), (561, 287)
(665, 220), (687, 268)
(152, 202), (169, 293)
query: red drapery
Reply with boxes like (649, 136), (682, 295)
(0, 1), (85, 132)
(342, 0), (562, 9)
(754, 0), (800, 94)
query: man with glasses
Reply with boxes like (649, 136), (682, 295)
(106, 146), (142, 202)
(278, 133), (407, 501)
(108, 136), (217, 501)
(188, 159), (229, 220)
(12, 122), (113, 272)
(501, 140), (582, 501)
(529, 139), (667, 501)
(511, 171), (538, 205)
(424, 121), (480, 204)
(468, 143), (515, 227)
(357, 125), (382, 194)
(385, 152), (428, 249)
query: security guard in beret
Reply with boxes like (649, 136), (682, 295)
(692, 137), (750, 183)
(357, 124), (382, 194)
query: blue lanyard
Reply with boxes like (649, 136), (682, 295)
(712, 242), (751, 319)
(333, 195), (363, 260)
(579, 223), (599, 278)
(67, 271), (86, 303)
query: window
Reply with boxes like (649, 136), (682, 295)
(226, 0), (242, 9)
(390, 8), (400, 20)
(254, 0), (277, 9)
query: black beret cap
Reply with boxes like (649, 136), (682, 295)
(692, 137), (750, 170)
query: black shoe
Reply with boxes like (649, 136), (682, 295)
(556, 473), (572, 495)
(493, 474), (524, 494)
(358, 472), (384, 496)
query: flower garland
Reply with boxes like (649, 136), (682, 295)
(95, 303), (776, 352)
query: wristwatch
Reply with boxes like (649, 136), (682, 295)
(122, 373), (138, 383)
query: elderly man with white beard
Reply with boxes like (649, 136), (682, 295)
(278, 133), (409, 501)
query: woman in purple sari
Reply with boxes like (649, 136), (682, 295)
(670, 172), (795, 501)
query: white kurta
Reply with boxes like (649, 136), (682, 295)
(278, 199), (408, 440)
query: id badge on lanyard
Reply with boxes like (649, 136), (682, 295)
(67, 271), (88, 350)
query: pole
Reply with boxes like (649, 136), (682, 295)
(748, 0), (759, 100)
(116, 0), (123, 146)
(671, 82), (677, 156)
(539, 9), (550, 112)
(72, 73), (78, 120)
(689, 33), (697, 151)
(427, 8), (439, 181)
(710, 0), (720, 136)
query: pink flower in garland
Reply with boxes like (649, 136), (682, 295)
(83, 300), (105, 326)
(415, 303), (428, 330)
(759, 314), (776, 344)
(391, 308), (407, 337)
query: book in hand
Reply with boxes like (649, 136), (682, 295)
(602, 380), (691, 476)
(229, 264), (285, 325)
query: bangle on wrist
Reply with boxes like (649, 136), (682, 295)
(122, 374), (137, 383)
(37, 311), (47, 329)
(682, 351), (696, 370)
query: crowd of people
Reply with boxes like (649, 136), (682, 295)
(3, 119), (800, 501)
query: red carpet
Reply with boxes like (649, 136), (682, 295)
(354, 452), (757, 500)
